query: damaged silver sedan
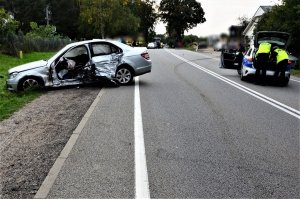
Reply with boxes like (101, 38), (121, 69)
(7, 39), (152, 91)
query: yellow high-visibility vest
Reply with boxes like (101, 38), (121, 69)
(256, 42), (271, 57)
(274, 48), (289, 64)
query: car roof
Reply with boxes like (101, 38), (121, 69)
(66, 39), (105, 47)
(66, 39), (133, 51)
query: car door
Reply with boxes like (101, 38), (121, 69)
(90, 42), (123, 79)
(50, 44), (90, 85)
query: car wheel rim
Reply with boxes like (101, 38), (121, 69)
(23, 79), (39, 90)
(116, 68), (131, 84)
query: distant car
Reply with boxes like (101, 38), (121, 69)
(239, 31), (293, 86)
(7, 39), (152, 91)
(147, 42), (157, 49)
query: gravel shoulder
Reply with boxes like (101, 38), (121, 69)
(0, 86), (100, 199)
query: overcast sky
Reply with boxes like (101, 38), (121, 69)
(155, 0), (281, 37)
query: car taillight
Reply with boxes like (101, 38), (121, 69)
(247, 57), (253, 62)
(288, 60), (292, 64)
(141, 51), (150, 60)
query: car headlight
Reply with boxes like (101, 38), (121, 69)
(9, 72), (19, 79)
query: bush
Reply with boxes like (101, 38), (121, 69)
(0, 21), (70, 56)
(1, 32), (70, 56)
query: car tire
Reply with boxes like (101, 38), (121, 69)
(281, 78), (289, 86)
(116, 67), (133, 85)
(18, 77), (44, 91)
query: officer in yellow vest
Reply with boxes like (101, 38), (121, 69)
(272, 46), (289, 83)
(255, 42), (271, 85)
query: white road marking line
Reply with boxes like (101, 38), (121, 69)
(134, 77), (151, 199)
(34, 89), (106, 199)
(196, 51), (220, 61)
(290, 78), (300, 83)
(165, 49), (300, 120)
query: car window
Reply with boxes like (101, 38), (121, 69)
(246, 48), (252, 56)
(111, 45), (121, 54)
(92, 44), (112, 56)
(64, 46), (88, 58)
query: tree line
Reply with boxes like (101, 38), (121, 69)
(0, 0), (158, 43)
(0, 0), (206, 44)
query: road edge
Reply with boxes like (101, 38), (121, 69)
(34, 88), (106, 199)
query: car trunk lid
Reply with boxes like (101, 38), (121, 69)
(254, 31), (291, 49)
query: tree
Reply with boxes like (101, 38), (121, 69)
(130, 0), (158, 43)
(1, 0), (48, 32)
(0, 8), (19, 35)
(237, 16), (250, 29)
(0, 7), (19, 50)
(183, 34), (199, 46)
(255, 0), (300, 60)
(79, 0), (140, 39)
(48, 0), (80, 39)
(159, 0), (206, 42)
(25, 22), (58, 38)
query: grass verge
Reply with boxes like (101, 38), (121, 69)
(0, 52), (55, 121)
(290, 68), (300, 76)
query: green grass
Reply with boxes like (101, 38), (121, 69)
(0, 52), (55, 121)
(290, 68), (300, 76)
(184, 46), (197, 51)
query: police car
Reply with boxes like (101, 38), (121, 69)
(238, 31), (293, 86)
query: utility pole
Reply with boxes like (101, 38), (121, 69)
(45, 5), (51, 25)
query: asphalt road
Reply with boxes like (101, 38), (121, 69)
(44, 49), (299, 198)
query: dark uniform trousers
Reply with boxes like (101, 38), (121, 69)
(255, 53), (269, 83)
(274, 59), (288, 82)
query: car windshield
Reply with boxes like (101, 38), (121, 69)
(48, 44), (74, 64)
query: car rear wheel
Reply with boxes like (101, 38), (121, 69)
(116, 67), (133, 85)
(281, 78), (289, 86)
(18, 77), (43, 91)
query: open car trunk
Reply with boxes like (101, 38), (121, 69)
(254, 31), (291, 71)
(254, 31), (291, 49)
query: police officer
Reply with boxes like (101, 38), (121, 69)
(272, 46), (289, 85)
(255, 42), (271, 85)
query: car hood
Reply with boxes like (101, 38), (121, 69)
(255, 31), (290, 49)
(8, 60), (47, 74)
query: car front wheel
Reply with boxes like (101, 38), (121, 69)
(18, 77), (43, 91)
(116, 67), (133, 85)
